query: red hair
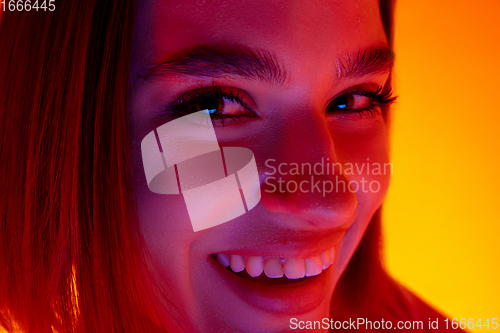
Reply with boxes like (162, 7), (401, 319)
(0, 2), (169, 332)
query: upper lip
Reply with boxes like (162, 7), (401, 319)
(207, 223), (347, 259)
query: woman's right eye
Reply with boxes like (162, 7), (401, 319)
(165, 86), (258, 126)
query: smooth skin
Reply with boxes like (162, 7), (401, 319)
(129, 0), (392, 331)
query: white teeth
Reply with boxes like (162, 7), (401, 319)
(216, 246), (336, 279)
(245, 256), (264, 277)
(284, 259), (306, 279)
(320, 250), (332, 269)
(305, 256), (323, 277)
(230, 255), (245, 273)
(263, 258), (284, 278)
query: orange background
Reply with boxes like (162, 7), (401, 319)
(385, 1), (500, 331)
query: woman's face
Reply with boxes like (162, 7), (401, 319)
(129, 0), (392, 331)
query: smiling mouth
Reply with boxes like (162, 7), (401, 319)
(213, 247), (335, 280)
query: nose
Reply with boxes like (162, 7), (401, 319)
(259, 107), (357, 229)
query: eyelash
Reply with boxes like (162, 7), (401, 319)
(164, 84), (255, 126)
(327, 86), (397, 118)
(164, 84), (397, 126)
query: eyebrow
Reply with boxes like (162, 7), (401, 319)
(336, 47), (395, 80)
(137, 44), (287, 84)
(136, 43), (394, 84)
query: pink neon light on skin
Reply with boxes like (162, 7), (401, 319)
(128, 0), (391, 331)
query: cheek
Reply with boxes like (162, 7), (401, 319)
(135, 190), (193, 234)
(329, 115), (391, 213)
(328, 116), (390, 278)
(130, 147), (201, 312)
(129, 131), (196, 241)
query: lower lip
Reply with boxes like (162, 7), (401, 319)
(208, 254), (333, 315)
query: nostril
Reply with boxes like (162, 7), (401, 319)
(259, 169), (357, 228)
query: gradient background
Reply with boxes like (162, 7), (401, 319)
(384, 1), (500, 331)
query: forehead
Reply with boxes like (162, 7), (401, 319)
(131, 0), (387, 78)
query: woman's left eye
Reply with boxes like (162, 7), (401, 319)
(327, 86), (396, 118)
(165, 86), (257, 126)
